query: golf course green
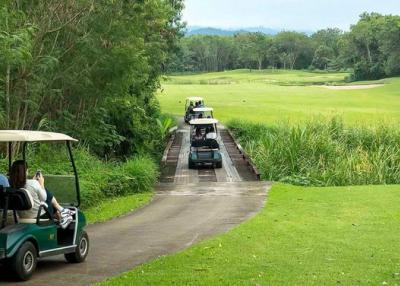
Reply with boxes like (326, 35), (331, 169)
(159, 69), (400, 125)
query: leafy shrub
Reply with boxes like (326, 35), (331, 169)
(352, 60), (386, 81)
(228, 117), (400, 186)
(106, 98), (165, 159)
(27, 145), (158, 208)
(51, 109), (124, 158)
(106, 156), (159, 197)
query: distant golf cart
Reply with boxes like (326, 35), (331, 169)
(184, 97), (205, 123)
(192, 107), (214, 120)
(0, 131), (89, 281)
(188, 118), (222, 169)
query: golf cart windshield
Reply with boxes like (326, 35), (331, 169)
(190, 119), (219, 145)
(0, 131), (80, 207)
(44, 174), (77, 206)
(185, 97), (204, 110)
(192, 107), (213, 119)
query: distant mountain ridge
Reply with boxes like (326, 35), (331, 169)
(185, 26), (313, 36)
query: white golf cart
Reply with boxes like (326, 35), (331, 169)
(191, 107), (214, 120)
(184, 97), (205, 123)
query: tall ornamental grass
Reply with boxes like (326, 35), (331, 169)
(228, 118), (400, 186)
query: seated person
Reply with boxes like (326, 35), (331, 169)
(206, 131), (217, 140)
(193, 128), (204, 141)
(0, 174), (11, 221)
(0, 174), (10, 188)
(9, 160), (74, 228)
(206, 126), (217, 140)
(187, 103), (194, 115)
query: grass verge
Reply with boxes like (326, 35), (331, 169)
(97, 183), (400, 286)
(85, 192), (153, 224)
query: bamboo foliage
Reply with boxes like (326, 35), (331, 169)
(0, 0), (184, 157)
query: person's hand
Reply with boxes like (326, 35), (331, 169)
(33, 173), (45, 188)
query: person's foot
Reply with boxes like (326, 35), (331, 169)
(60, 208), (76, 218)
(60, 215), (73, 229)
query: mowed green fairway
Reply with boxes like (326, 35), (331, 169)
(99, 184), (400, 285)
(158, 69), (400, 124)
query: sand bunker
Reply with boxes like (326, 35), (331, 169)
(323, 84), (384, 90)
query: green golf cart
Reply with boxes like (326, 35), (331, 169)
(188, 118), (222, 169)
(0, 131), (89, 281)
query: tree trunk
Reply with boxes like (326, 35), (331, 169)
(366, 42), (372, 64)
(21, 103), (28, 130)
(5, 65), (10, 129)
(258, 59), (262, 70)
(290, 54), (298, 70)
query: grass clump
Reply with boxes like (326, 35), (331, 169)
(27, 145), (158, 209)
(85, 192), (153, 224)
(105, 156), (159, 198)
(229, 117), (400, 186)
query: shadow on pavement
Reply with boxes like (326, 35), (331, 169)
(0, 259), (69, 283)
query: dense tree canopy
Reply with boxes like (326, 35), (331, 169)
(0, 0), (184, 157)
(167, 13), (400, 81)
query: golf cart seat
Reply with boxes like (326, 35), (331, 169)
(205, 139), (219, 149)
(0, 187), (33, 211)
(0, 187), (48, 224)
(1, 187), (32, 225)
(191, 139), (205, 148)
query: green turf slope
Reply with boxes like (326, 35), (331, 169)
(98, 184), (400, 285)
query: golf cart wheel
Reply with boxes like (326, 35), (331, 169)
(65, 231), (89, 263)
(215, 161), (222, 168)
(10, 241), (37, 281)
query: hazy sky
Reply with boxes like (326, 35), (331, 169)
(183, 0), (400, 31)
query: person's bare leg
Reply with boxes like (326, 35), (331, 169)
(52, 197), (63, 212)
(52, 197), (75, 219)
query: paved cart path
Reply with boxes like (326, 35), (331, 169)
(0, 122), (269, 285)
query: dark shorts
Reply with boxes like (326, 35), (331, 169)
(45, 189), (54, 217)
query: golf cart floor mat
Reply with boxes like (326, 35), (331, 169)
(57, 222), (75, 246)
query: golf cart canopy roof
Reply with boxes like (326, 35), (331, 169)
(186, 97), (204, 102)
(190, 118), (219, 125)
(193, 107), (213, 112)
(0, 130), (78, 142)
